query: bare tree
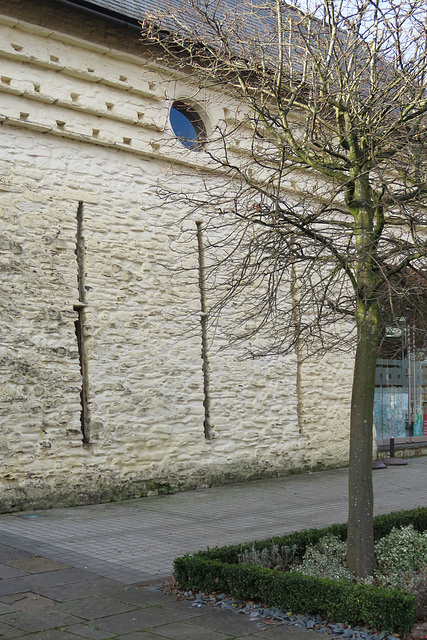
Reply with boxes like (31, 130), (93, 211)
(141, 0), (427, 577)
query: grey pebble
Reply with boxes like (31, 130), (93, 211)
(162, 586), (402, 640)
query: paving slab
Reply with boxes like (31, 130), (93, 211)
(0, 591), (57, 611)
(7, 556), (69, 573)
(0, 621), (24, 639)
(31, 577), (130, 602)
(61, 623), (116, 640)
(0, 578), (35, 597)
(112, 586), (170, 607)
(145, 620), (237, 639)
(56, 594), (138, 619)
(0, 608), (84, 633)
(0, 602), (14, 615)
(0, 546), (32, 564)
(188, 608), (270, 635)
(92, 606), (192, 634)
(13, 632), (84, 640)
(0, 606), (85, 633)
(0, 564), (27, 580)
(22, 567), (100, 587)
(117, 633), (196, 640)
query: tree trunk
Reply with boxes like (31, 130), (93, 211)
(346, 300), (380, 577)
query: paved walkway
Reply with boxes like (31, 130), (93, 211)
(0, 458), (425, 639)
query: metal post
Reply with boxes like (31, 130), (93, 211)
(390, 437), (395, 458)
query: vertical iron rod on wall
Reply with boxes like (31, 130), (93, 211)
(196, 221), (212, 439)
(74, 201), (90, 444)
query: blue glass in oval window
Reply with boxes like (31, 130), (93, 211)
(170, 101), (205, 150)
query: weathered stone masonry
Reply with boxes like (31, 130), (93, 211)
(0, 0), (353, 511)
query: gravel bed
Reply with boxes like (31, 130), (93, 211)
(159, 583), (400, 639)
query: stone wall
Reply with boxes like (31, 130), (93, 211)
(0, 0), (353, 511)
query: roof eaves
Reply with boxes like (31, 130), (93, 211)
(62, 0), (143, 27)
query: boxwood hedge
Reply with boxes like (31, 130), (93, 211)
(173, 506), (427, 634)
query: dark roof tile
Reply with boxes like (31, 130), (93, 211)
(70, 0), (174, 23)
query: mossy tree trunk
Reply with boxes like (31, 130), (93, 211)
(346, 173), (381, 576)
(347, 298), (380, 576)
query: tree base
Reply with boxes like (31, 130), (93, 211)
(372, 460), (387, 469)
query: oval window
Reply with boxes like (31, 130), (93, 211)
(170, 101), (206, 150)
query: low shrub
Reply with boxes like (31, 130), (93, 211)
(173, 506), (427, 634)
(292, 534), (355, 582)
(238, 543), (297, 571)
(375, 525), (427, 578)
(287, 525), (427, 590)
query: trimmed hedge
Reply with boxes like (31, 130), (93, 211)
(173, 506), (427, 634)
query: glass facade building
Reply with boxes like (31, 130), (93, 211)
(374, 326), (427, 442)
